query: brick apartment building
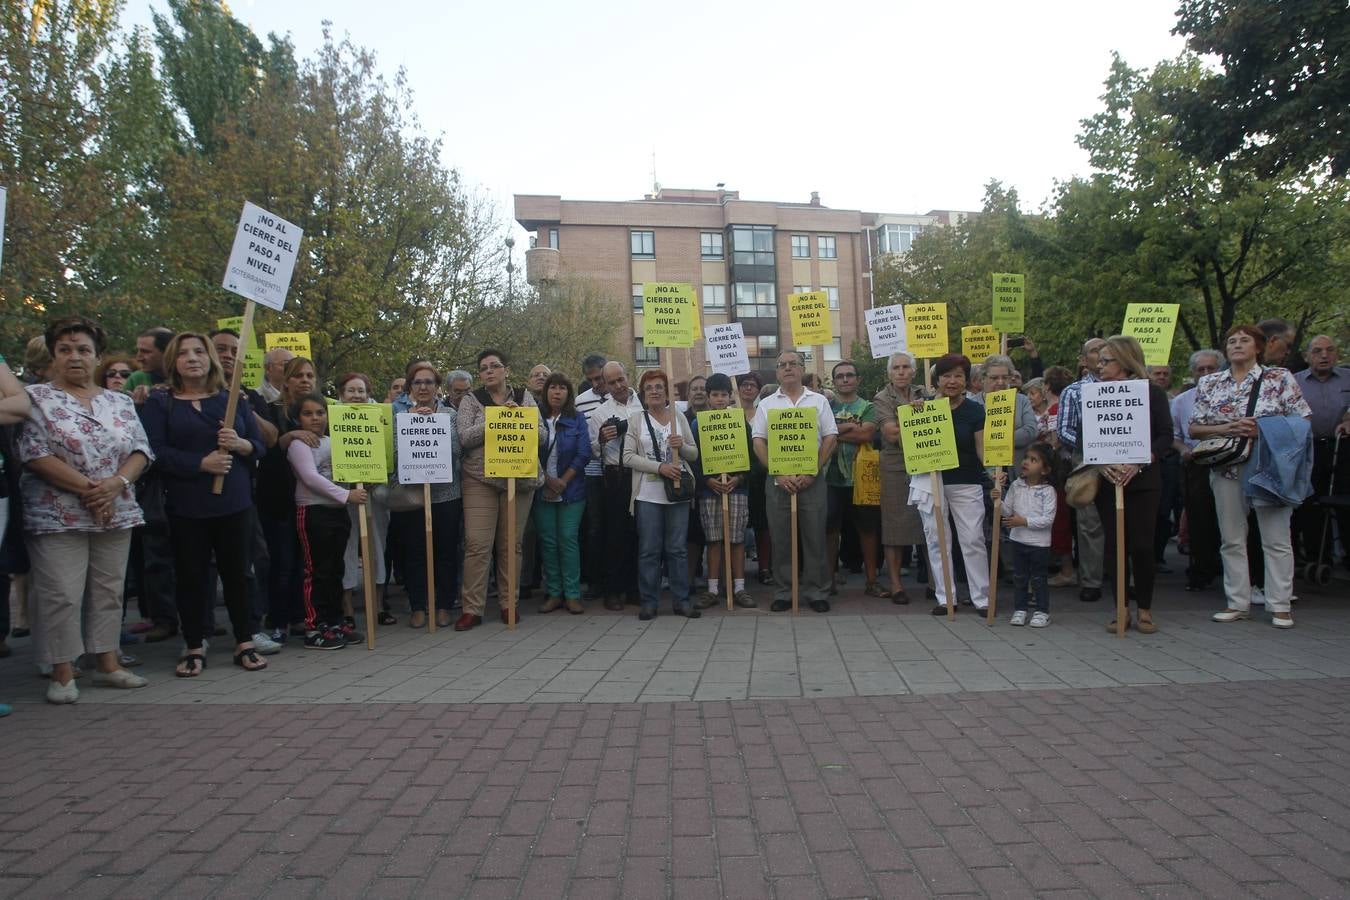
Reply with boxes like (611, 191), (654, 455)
(514, 187), (969, 385)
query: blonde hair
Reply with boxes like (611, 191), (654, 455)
(1102, 335), (1149, 381)
(165, 332), (226, 394)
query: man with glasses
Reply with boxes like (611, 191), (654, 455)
(752, 352), (839, 613)
(1294, 336), (1350, 567)
(445, 371), (472, 409)
(1171, 349), (1223, 591)
(824, 360), (882, 597)
(1056, 337), (1108, 602)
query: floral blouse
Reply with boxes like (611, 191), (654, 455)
(1190, 365), (1311, 479)
(18, 384), (154, 533)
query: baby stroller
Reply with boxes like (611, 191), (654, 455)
(1302, 433), (1348, 587)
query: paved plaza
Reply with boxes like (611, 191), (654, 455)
(1, 570), (1349, 897)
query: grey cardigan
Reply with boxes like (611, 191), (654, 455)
(621, 407), (699, 514)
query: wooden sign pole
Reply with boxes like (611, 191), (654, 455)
(931, 471), (955, 619)
(721, 475), (733, 611)
(986, 467), (1003, 625)
(213, 300), (256, 495)
(790, 492), (799, 615)
(506, 478), (517, 630)
(1115, 483), (1127, 638)
(424, 483), (436, 633)
(357, 484), (376, 649)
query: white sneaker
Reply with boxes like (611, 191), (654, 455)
(1010, 610), (1028, 626)
(1250, 587), (1266, 606)
(91, 669), (147, 689)
(251, 632), (282, 655)
(1212, 609), (1249, 623)
(1029, 612), (1050, 628)
(46, 679), (79, 704)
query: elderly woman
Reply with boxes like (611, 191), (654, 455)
(335, 372), (396, 626)
(142, 332), (267, 675)
(1091, 336), (1174, 633)
(1191, 325), (1311, 628)
(95, 355), (136, 394)
(871, 351), (928, 603)
(909, 354), (990, 615)
(456, 349), (540, 630)
(982, 354), (1039, 465)
(623, 369), (701, 620)
(19, 316), (151, 703)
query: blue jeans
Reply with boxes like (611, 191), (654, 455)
(635, 500), (690, 610)
(1011, 540), (1050, 613)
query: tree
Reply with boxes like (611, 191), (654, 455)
(1164, 0), (1350, 179)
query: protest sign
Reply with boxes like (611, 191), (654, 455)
(904, 303), (948, 358)
(991, 273), (1025, 333)
(961, 325), (999, 363)
(898, 398), (960, 474)
(241, 350), (265, 390)
(864, 304), (907, 359)
(485, 406), (539, 478)
(697, 409), (750, 475)
(766, 407), (819, 476)
(222, 201), (301, 311)
(396, 413), (454, 484)
(265, 332), (311, 359)
(983, 389), (1017, 467)
(642, 283), (698, 348)
(787, 291), (833, 347)
(1080, 380), (1152, 464)
(704, 322), (750, 376)
(217, 316), (259, 349)
(329, 404), (389, 483)
(1122, 303), (1179, 366)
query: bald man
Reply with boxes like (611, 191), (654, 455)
(587, 362), (644, 610)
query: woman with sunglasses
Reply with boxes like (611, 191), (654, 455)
(95, 356), (137, 394)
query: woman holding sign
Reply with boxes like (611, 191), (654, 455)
(872, 352), (928, 603)
(142, 333), (267, 675)
(623, 370), (701, 620)
(336, 373), (395, 626)
(1091, 336), (1174, 633)
(533, 373), (591, 615)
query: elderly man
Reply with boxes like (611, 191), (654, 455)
(445, 370), (472, 409)
(752, 351), (839, 613)
(1257, 318), (1298, 369)
(258, 347), (294, 404)
(1294, 335), (1350, 566)
(1171, 349), (1223, 591)
(589, 361), (643, 610)
(1056, 337), (1108, 602)
(527, 364), (552, 402)
(384, 377), (405, 403)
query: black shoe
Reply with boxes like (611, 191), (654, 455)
(673, 605), (701, 619)
(378, 611), (397, 626)
(304, 628), (346, 651)
(758, 570), (775, 586)
(770, 599), (791, 612)
(603, 595), (624, 611)
(338, 622), (364, 645)
(638, 607), (656, 621)
(1079, 588), (1103, 603)
(931, 604), (951, 615)
(809, 599), (830, 613)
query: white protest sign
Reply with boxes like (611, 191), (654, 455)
(1081, 380), (1152, 465)
(0, 186), (7, 273)
(704, 322), (750, 376)
(396, 412), (454, 484)
(222, 201), (302, 311)
(864, 304), (907, 359)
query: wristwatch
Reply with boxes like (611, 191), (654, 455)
(117, 474), (132, 490)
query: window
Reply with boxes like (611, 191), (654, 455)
(632, 283), (643, 312)
(817, 235), (837, 259)
(879, 223), (923, 254)
(793, 284), (811, 296)
(734, 282), (777, 318)
(732, 226), (775, 266)
(631, 230), (655, 258)
(702, 284), (727, 310)
(548, 228), (559, 250)
(758, 334), (778, 354)
(700, 232), (723, 259)
(825, 287), (839, 310)
(791, 235), (810, 259)
(634, 339), (659, 366)
(824, 339), (842, 361)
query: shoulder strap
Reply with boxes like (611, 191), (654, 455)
(643, 411), (662, 463)
(1244, 367), (1262, 417)
(472, 387), (492, 407)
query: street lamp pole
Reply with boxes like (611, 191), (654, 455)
(505, 235), (516, 303)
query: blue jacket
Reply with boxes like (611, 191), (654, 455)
(1243, 415), (1313, 508)
(540, 412), (590, 503)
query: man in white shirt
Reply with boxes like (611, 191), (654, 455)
(1171, 348), (1222, 591)
(752, 351), (839, 612)
(588, 362), (644, 610)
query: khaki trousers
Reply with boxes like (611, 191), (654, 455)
(28, 529), (133, 666)
(460, 478), (535, 617)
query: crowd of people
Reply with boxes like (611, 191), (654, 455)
(0, 314), (1346, 708)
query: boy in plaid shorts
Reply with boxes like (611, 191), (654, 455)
(694, 374), (756, 608)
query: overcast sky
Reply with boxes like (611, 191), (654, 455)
(126, 0), (1189, 227)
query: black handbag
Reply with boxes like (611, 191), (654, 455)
(644, 411), (695, 503)
(1193, 370), (1261, 467)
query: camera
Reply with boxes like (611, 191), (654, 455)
(605, 416), (628, 440)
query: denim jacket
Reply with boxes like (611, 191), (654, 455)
(1242, 415), (1313, 508)
(540, 412), (590, 504)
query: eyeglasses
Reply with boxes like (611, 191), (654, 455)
(106, 369), (132, 378)
(410, 379), (437, 387)
(479, 362), (505, 372)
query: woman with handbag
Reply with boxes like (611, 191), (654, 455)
(1191, 325), (1311, 627)
(622, 370), (701, 620)
(533, 373), (591, 615)
(1091, 336), (1174, 634)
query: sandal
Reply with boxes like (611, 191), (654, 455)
(233, 647), (267, 671)
(378, 611), (397, 626)
(864, 582), (891, 599)
(1105, 618), (1132, 633)
(175, 652), (207, 678)
(409, 610), (427, 629)
(890, 589), (910, 605)
(1136, 616), (1157, 634)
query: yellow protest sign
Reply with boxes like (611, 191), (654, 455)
(485, 405), (539, 478)
(1122, 303), (1179, 366)
(904, 303), (948, 359)
(265, 331), (311, 360)
(787, 291), (833, 347)
(961, 325), (999, 363)
(642, 283), (698, 348)
(378, 404), (395, 473)
(697, 409), (750, 475)
(766, 407), (819, 476)
(328, 404), (389, 484)
(241, 350), (265, 390)
(991, 273), (1025, 333)
(852, 444), (881, 506)
(983, 389), (1017, 467)
(899, 397), (960, 474)
(216, 316), (259, 349)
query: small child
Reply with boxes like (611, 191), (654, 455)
(286, 394), (368, 650)
(992, 442), (1058, 627)
(695, 373), (755, 609)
